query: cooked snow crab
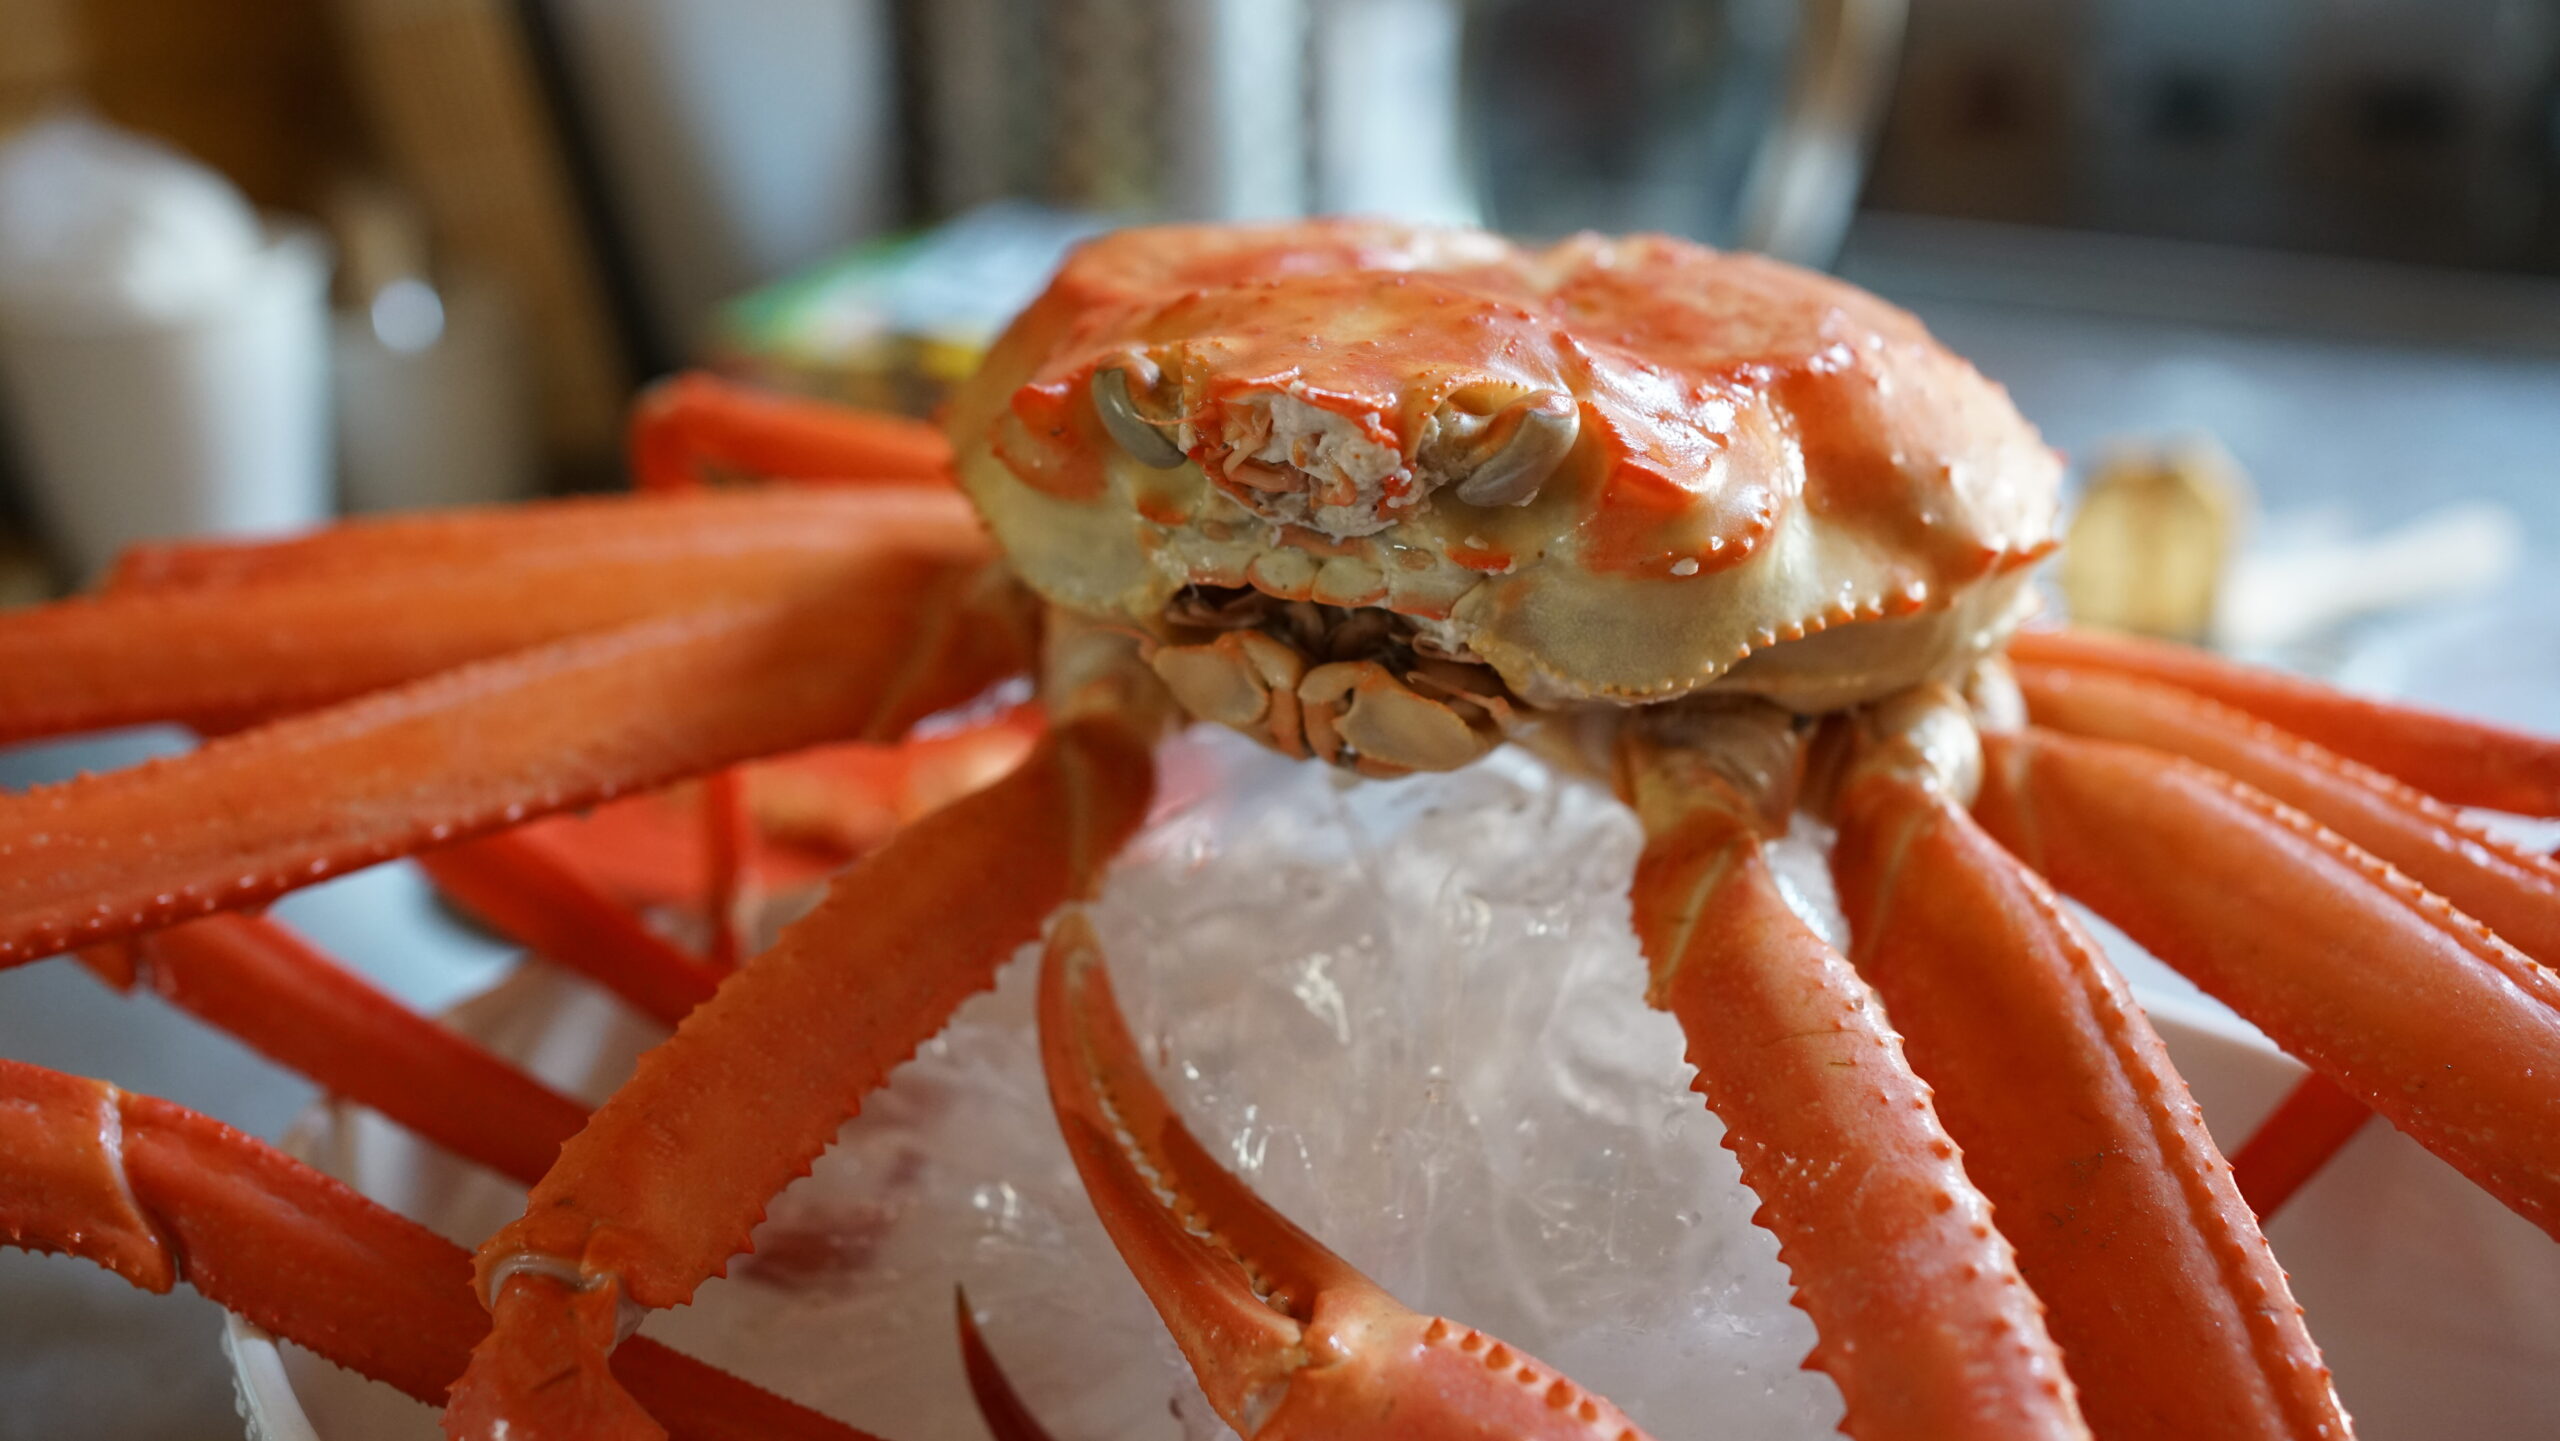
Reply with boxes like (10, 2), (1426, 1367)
(2, 219), (2557, 1441)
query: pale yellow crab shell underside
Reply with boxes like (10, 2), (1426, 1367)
(949, 221), (2062, 716)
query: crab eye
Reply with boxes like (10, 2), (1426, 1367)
(1450, 392), (1579, 508)
(1091, 366), (1186, 469)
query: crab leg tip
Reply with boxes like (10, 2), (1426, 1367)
(955, 1287), (1062, 1441)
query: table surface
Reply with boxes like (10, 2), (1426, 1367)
(5, 263), (2559, 1440)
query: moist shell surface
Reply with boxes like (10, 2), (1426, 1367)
(950, 220), (2060, 710)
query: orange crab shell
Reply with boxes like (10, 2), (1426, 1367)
(950, 220), (2063, 710)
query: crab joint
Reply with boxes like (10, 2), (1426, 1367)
(0, 1068), (176, 1291)
(1092, 365), (1188, 469)
(1963, 655), (2028, 735)
(479, 1251), (648, 1344)
(1839, 682), (1987, 809)
(1444, 391), (1580, 508)
(1615, 700), (1805, 838)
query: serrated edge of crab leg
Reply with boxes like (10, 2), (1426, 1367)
(442, 715), (1157, 1441)
(418, 830), (723, 1027)
(3, 488), (989, 741)
(1036, 913), (1659, 1441)
(2007, 627), (2560, 817)
(493, 717), (1153, 1292)
(1831, 748), (2350, 1441)
(2015, 662), (2560, 967)
(0, 557), (1035, 968)
(0, 1058), (880, 1441)
(77, 912), (587, 1185)
(1620, 708), (2089, 1441)
(1976, 726), (2560, 1240)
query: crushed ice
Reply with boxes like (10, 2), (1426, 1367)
(649, 727), (1846, 1440)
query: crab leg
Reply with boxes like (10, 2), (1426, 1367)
(741, 706), (1048, 857)
(2013, 661), (2560, 1211)
(1620, 707), (2087, 1441)
(103, 486), (948, 593)
(0, 560), (1034, 966)
(0, 1058), (874, 1441)
(76, 913), (586, 1185)
(444, 713), (1159, 1441)
(955, 1289), (1062, 1441)
(2015, 663), (2560, 965)
(700, 766), (755, 969)
(2007, 627), (2560, 816)
(2011, 663), (2560, 1208)
(2230, 1075), (2377, 1216)
(1037, 913), (1659, 1441)
(1975, 727), (2560, 1238)
(1827, 699), (2347, 1441)
(478, 710), (1045, 920)
(2, 487), (988, 741)
(625, 377), (955, 969)
(632, 372), (954, 493)
(419, 830), (723, 1027)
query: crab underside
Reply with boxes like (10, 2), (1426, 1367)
(0, 222), (2556, 1441)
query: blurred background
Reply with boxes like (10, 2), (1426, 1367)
(1, 0), (2556, 623)
(2, 2), (2558, 1436)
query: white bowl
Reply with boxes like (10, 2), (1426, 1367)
(225, 955), (2560, 1440)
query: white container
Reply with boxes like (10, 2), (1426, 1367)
(0, 221), (333, 580)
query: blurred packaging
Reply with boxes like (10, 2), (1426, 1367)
(2060, 434), (2526, 654)
(2060, 437), (2247, 643)
(2218, 502), (2523, 656)
(0, 115), (331, 580)
(712, 202), (1108, 415)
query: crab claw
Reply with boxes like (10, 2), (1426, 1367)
(1036, 914), (1656, 1441)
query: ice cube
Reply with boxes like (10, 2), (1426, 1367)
(650, 727), (1844, 1440)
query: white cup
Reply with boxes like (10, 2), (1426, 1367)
(0, 221), (334, 581)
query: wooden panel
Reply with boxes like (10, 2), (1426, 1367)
(0, 0), (78, 134)
(75, 0), (363, 208)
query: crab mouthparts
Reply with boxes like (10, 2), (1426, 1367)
(1146, 589), (1521, 777)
